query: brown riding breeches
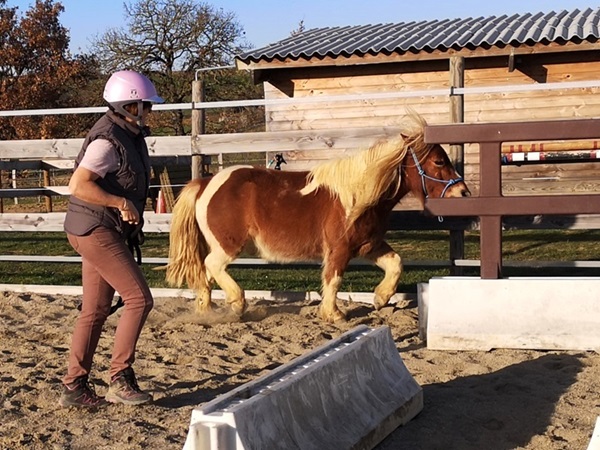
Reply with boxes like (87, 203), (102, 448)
(63, 226), (153, 384)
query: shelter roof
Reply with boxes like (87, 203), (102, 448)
(235, 7), (600, 71)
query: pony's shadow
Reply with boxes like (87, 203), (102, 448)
(376, 353), (585, 450)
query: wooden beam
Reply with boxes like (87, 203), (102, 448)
(426, 195), (600, 216)
(42, 159), (75, 170)
(0, 188), (49, 198)
(192, 126), (403, 155)
(425, 118), (600, 144)
(0, 136), (192, 160)
(0, 212), (172, 232)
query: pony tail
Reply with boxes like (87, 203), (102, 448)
(165, 179), (208, 291)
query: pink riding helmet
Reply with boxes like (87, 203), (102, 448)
(103, 70), (164, 126)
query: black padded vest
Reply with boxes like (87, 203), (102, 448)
(64, 111), (151, 239)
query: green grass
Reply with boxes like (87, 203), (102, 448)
(0, 229), (599, 292)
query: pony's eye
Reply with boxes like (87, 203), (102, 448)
(434, 160), (445, 167)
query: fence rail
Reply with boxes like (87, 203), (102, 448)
(2, 81), (600, 276)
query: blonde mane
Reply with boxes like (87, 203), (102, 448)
(301, 111), (431, 226)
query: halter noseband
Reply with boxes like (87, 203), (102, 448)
(409, 148), (464, 199)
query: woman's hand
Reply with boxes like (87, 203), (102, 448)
(70, 167), (140, 225)
(119, 198), (140, 225)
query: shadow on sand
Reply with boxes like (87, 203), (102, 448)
(376, 353), (583, 450)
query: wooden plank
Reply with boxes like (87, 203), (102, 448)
(192, 127), (403, 155)
(0, 212), (67, 231)
(0, 188), (49, 198)
(42, 159), (75, 169)
(266, 103), (449, 123)
(0, 212), (172, 232)
(426, 118), (600, 144)
(0, 136), (192, 160)
(145, 136), (191, 156)
(287, 70), (448, 91)
(0, 138), (83, 159)
(3, 211), (600, 233)
(44, 186), (70, 195)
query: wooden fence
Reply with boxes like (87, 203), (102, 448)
(2, 86), (600, 273)
(425, 117), (600, 277)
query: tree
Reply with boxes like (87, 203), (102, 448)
(0, 0), (101, 139)
(92, 0), (263, 136)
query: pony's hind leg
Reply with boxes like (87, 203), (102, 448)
(319, 252), (350, 323)
(204, 249), (247, 317)
(365, 242), (403, 310)
(195, 272), (213, 313)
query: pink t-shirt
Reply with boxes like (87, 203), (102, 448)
(78, 139), (119, 178)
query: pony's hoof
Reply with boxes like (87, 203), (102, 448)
(196, 302), (216, 314)
(373, 294), (391, 311)
(320, 308), (346, 323)
(229, 300), (247, 317)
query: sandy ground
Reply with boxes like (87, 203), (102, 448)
(1, 290), (599, 450)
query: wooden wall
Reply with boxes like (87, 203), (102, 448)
(260, 50), (600, 207)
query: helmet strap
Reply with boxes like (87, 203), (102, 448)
(111, 101), (146, 128)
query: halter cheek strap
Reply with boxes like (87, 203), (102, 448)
(409, 148), (464, 222)
(409, 149), (464, 199)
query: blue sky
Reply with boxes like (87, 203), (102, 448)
(8, 0), (600, 53)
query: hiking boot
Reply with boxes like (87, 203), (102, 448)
(59, 376), (107, 408)
(105, 367), (153, 405)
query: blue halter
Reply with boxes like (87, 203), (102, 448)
(409, 148), (464, 199)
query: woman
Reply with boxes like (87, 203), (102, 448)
(59, 70), (164, 408)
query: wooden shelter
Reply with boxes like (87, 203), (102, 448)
(234, 7), (600, 205)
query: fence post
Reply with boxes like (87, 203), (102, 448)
(449, 56), (465, 275)
(191, 79), (206, 180)
(43, 168), (52, 212)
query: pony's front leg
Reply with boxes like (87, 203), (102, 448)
(204, 250), (247, 317)
(319, 254), (349, 323)
(365, 242), (403, 310)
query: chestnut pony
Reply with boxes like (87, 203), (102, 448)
(166, 112), (470, 323)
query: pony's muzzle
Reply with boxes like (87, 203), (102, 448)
(445, 182), (471, 198)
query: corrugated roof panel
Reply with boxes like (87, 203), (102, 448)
(439, 18), (480, 48)
(582, 8), (599, 35)
(540, 11), (561, 40)
(236, 7), (600, 64)
(467, 17), (497, 46)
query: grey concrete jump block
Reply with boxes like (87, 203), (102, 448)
(183, 325), (423, 450)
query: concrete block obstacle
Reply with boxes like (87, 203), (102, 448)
(182, 325), (423, 450)
(419, 277), (600, 351)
